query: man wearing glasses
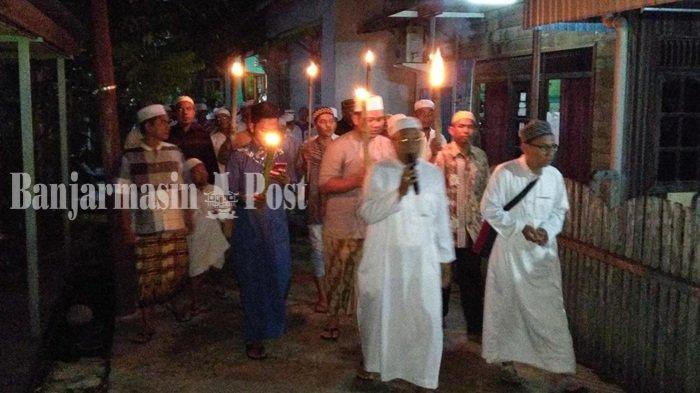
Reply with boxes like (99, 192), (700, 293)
(480, 120), (583, 392)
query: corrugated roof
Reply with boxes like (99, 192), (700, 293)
(524, 0), (681, 27)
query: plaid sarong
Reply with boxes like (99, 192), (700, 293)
(323, 236), (364, 315)
(135, 231), (189, 307)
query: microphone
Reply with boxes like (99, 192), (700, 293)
(407, 153), (419, 194)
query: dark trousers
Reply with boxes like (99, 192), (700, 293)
(442, 247), (485, 335)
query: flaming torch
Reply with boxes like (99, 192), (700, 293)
(429, 48), (445, 133)
(306, 61), (319, 138)
(364, 50), (375, 92)
(261, 131), (282, 194)
(354, 87), (372, 167)
(230, 58), (245, 131)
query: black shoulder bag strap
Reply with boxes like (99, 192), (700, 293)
(503, 178), (539, 211)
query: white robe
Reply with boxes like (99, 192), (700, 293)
(358, 158), (455, 389)
(187, 185), (230, 277)
(480, 155), (575, 373)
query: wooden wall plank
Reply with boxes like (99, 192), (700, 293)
(670, 204), (684, 277)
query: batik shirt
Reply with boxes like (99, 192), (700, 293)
(435, 142), (490, 248)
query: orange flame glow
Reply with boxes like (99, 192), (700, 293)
(429, 48), (445, 88)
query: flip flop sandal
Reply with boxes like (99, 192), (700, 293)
(320, 327), (339, 340)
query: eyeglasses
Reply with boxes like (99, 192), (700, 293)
(526, 142), (559, 153)
(398, 137), (423, 143)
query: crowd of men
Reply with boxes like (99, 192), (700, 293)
(118, 93), (584, 392)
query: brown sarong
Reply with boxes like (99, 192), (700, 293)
(323, 236), (364, 316)
(135, 231), (188, 307)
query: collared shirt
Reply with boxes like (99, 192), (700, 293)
(117, 141), (186, 235)
(298, 134), (338, 225)
(435, 142), (490, 248)
(319, 130), (396, 239)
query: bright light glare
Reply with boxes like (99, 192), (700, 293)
(306, 61), (319, 78)
(364, 50), (375, 65)
(429, 49), (445, 88)
(263, 131), (281, 148)
(231, 61), (244, 77)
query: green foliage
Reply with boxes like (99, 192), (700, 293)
(115, 42), (204, 105)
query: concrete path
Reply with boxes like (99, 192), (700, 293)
(109, 223), (624, 392)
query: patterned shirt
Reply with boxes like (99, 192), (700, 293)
(117, 141), (187, 235)
(297, 134), (338, 225)
(435, 142), (490, 248)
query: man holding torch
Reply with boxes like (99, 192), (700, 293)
(226, 102), (294, 360)
(318, 95), (395, 340)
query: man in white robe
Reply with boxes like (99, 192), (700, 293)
(358, 116), (455, 390)
(480, 120), (582, 391)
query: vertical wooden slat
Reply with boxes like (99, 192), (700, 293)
(643, 198), (661, 268)
(624, 199), (637, 260)
(684, 295), (699, 392)
(634, 197), (646, 263)
(692, 206), (700, 285)
(665, 288), (680, 392)
(653, 285), (668, 390)
(646, 281), (660, 392)
(660, 200), (673, 274)
(680, 204), (695, 281)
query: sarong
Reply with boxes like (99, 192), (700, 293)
(323, 235), (364, 315)
(135, 231), (188, 307)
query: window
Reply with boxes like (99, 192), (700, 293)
(657, 76), (700, 184)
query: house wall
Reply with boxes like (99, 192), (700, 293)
(465, 3), (616, 175)
(264, 0), (415, 116)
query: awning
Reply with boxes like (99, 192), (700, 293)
(524, 0), (681, 28)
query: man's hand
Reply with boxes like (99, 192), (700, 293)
(398, 166), (417, 197)
(430, 136), (443, 157)
(534, 227), (549, 246)
(270, 168), (290, 185)
(522, 225), (538, 244)
(253, 193), (266, 210)
(350, 167), (367, 189)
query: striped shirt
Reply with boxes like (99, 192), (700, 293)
(117, 141), (187, 235)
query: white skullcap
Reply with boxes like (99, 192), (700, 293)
(386, 114), (407, 137)
(196, 103), (208, 111)
(414, 99), (435, 111)
(174, 96), (194, 106)
(394, 116), (422, 134)
(330, 107), (338, 119)
(214, 107), (231, 117)
(136, 104), (167, 123)
(451, 110), (476, 124)
(206, 113), (214, 120)
(354, 95), (384, 112)
(281, 113), (294, 123)
(184, 158), (204, 173)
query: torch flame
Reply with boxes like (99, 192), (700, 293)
(429, 48), (445, 88)
(354, 87), (370, 101)
(364, 50), (375, 65)
(231, 60), (244, 77)
(306, 61), (319, 78)
(263, 131), (281, 148)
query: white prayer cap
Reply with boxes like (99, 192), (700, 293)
(330, 107), (338, 119)
(281, 113), (294, 123)
(354, 95), (384, 112)
(184, 158), (204, 173)
(394, 116), (422, 134)
(196, 103), (208, 111)
(174, 95), (195, 106)
(136, 104), (167, 123)
(451, 110), (476, 125)
(386, 114), (406, 137)
(214, 107), (231, 117)
(414, 99), (435, 111)
(163, 105), (171, 111)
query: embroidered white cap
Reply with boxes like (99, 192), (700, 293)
(414, 99), (435, 111)
(386, 114), (407, 137)
(136, 104), (167, 123)
(354, 95), (384, 112)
